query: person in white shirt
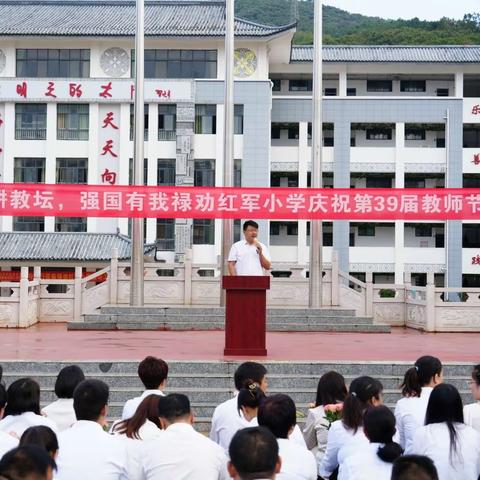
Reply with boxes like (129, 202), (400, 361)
(0, 378), (58, 438)
(394, 355), (443, 451)
(319, 376), (383, 479)
(112, 394), (163, 440)
(303, 371), (347, 462)
(0, 445), (57, 480)
(258, 394), (317, 480)
(408, 383), (480, 480)
(228, 426), (281, 480)
(464, 363), (480, 433)
(340, 406), (403, 480)
(121, 356), (168, 420)
(391, 455), (439, 480)
(56, 379), (139, 480)
(228, 220), (271, 276)
(0, 383), (18, 458)
(41, 365), (85, 431)
(140, 393), (229, 480)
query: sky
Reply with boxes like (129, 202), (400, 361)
(321, 0), (479, 21)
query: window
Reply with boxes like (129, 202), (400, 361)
(15, 104), (47, 140)
(366, 128), (392, 140)
(194, 160), (215, 187)
(464, 176), (480, 188)
(405, 128), (426, 141)
(128, 158), (148, 185)
(400, 80), (426, 92)
(415, 226), (432, 237)
(234, 159), (242, 187)
(289, 79), (312, 91)
(324, 88), (337, 96)
(158, 105), (176, 141)
(14, 158), (45, 183)
(156, 219), (175, 250)
(436, 88), (449, 97)
(193, 159), (215, 244)
(234, 105), (244, 135)
(463, 225), (480, 248)
(57, 104), (89, 140)
(56, 158), (88, 184)
(271, 79), (281, 91)
(307, 222), (334, 246)
(287, 223), (298, 235)
(436, 138), (445, 148)
(288, 124), (299, 140)
(367, 80), (392, 92)
(157, 159), (175, 186)
(324, 137), (334, 147)
(358, 224), (376, 236)
(133, 49), (217, 79)
(16, 49), (90, 77)
(366, 177), (392, 188)
(130, 104), (149, 141)
(347, 88), (357, 96)
(13, 217), (44, 232)
(55, 217), (87, 232)
(195, 105), (216, 134)
(405, 177), (426, 188)
(463, 125), (480, 148)
(271, 172), (298, 187)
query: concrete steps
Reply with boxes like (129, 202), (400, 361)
(0, 360), (473, 433)
(70, 306), (390, 333)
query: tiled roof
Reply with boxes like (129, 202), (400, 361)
(291, 45), (480, 63)
(0, 232), (153, 261)
(0, 0), (295, 37)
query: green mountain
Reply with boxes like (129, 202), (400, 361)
(235, 1), (480, 45)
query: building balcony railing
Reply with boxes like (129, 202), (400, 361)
(15, 129), (47, 140)
(129, 130), (149, 142)
(158, 130), (176, 141)
(155, 239), (175, 251)
(57, 129), (89, 141)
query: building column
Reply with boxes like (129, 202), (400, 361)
(394, 122), (405, 284)
(298, 122), (308, 263)
(44, 102), (57, 233)
(454, 72), (464, 98)
(117, 103), (131, 236)
(338, 68), (347, 97)
(146, 103), (157, 244)
(1, 103), (14, 232)
(86, 103), (99, 233)
(333, 118), (350, 273)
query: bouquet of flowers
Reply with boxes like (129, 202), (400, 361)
(323, 403), (343, 429)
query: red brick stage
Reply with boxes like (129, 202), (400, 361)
(0, 324), (477, 362)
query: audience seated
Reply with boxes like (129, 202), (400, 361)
(41, 365), (85, 432)
(464, 363), (480, 433)
(319, 376), (383, 479)
(0, 445), (56, 480)
(303, 371), (347, 462)
(391, 455), (439, 480)
(19, 426), (58, 460)
(258, 394), (317, 480)
(394, 356), (442, 450)
(122, 356), (168, 420)
(0, 384), (18, 459)
(140, 393), (229, 479)
(339, 406), (403, 480)
(0, 379), (58, 438)
(112, 394), (163, 440)
(408, 383), (480, 479)
(237, 380), (266, 424)
(55, 379), (138, 480)
(228, 427), (281, 480)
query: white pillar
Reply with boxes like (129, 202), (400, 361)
(87, 103), (99, 233)
(44, 102), (57, 233)
(338, 68), (347, 97)
(298, 122), (308, 264)
(394, 122), (405, 284)
(454, 72), (464, 98)
(2, 103), (14, 232)
(118, 103), (131, 236)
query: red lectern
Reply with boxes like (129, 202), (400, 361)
(222, 276), (270, 356)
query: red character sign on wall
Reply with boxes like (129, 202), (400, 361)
(69, 83), (83, 98)
(155, 89), (171, 99)
(100, 139), (118, 158)
(99, 82), (113, 98)
(101, 168), (117, 185)
(102, 112), (119, 130)
(130, 85), (135, 100)
(472, 105), (480, 116)
(472, 255), (480, 265)
(16, 82), (27, 98)
(472, 154), (480, 166)
(45, 81), (57, 98)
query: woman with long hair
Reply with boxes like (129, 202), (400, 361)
(111, 394), (162, 440)
(20, 425), (59, 459)
(464, 363), (480, 433)
(237, 380), (266, 423)
(303, 371), (347, 462)
(394, 355), (442, 450)
(340, 406), (403, 480)
(409, 383), (480, 479)
(319, 376), (383, 479)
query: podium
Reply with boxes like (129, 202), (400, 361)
(222, 275), (270, 356)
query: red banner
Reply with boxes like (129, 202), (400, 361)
(1, 183), (480, 220)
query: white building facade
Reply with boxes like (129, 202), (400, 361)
(1, 0), (480, 289)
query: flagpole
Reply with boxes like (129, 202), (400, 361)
(220, 0), (235, 305)
(130, 0), (145, 306)
(309, 0), (323, 308)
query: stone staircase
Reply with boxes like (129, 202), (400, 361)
(70, 306), (390, 333)
(1, 360), (472, 432)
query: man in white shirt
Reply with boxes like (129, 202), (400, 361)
(258, 394), (317, 480)
(56, 379), (139, 480)
(141, 393), (229, 480)
(228, 426), (281, 480)
(121, 356), (168, 420)
(228, 220), (271, 276)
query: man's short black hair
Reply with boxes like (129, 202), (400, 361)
(4, 379), (41, 416)
(257, 394), (296, 439)
(0, 445), (56, 480)
(242, 220), (259, 231)
(54, 365), (85, 399)
(229, 427), (279, 480)
(73, 379), (109, 422)
(157, 393), (190, 423)
(234, 362), (267, 391)
(391, 455), (439, 480)
(138, 356), (169, 390)
(0, 383), (6, 410)
(20, 426), (59, 458)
